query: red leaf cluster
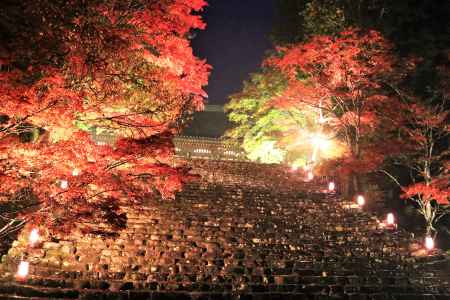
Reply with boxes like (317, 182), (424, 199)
(265, 28), (404, 176)
(0, 0), (210, 232)
(402, 182), (449, 205)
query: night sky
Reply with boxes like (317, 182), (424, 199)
(191, 0), (275, 105)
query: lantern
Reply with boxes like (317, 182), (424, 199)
(425, 236), (434, 250)
(328, 182), (335, 192)
(356, 195), (365, 206)
(386, 213), (395, 225)
(16, 261), (29, 279)
(60, 180), (68, 189)
(29, 228), (39, 246)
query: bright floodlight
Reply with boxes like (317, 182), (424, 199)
(425, 236), (434, 250)
(386, 213), (395, 225)
(311, 134), (331, 162)
(17, 261), (29, 279)
(29, 228), (39, 246)
(356, 195), (365, 206)
(318, 115), (326, 124)
(311, 134), (330, 150)
(328, 182), (335, 192)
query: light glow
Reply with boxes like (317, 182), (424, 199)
(72, 169), (80, 176)
(16, 261), (29, 279)
(312, 135), (331, 151)
(29, 228), (39, 246)
(356, 195), (365, 206)
(318, 115), (326, 124)
(386, 213), (395, 225)
(328, 182), (335, 192)
(247, 140), (285, 164)
(291, 165), (298, 171)
(60, 180), (68, 189)
(425, 236), (434, 250)
(310, 133), (333, 162)
(307, 171), (314, 181)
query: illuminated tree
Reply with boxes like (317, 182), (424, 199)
(265, 28), (406, 194)
(224, 68), (319, 164)
(384, 96), (449, 235)
(301, 0), (346, 37)
(272, 0), (450, 57)
(400, 104), (449, 236)
(0, 0), (210, 236)
(272, 0), (385, 44)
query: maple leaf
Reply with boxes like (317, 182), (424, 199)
(0, 0), (209, 233)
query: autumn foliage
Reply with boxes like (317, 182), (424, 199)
(263, 29), (408, 191)
(396, 98), (449, 234)
(0, 0), (210, 233)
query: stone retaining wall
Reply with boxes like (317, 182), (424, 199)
(173, 137), (246, 161)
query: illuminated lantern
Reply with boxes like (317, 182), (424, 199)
(72, 169), (80, 176)
(307, 171), (314, 181)
(17, 261), (29, 279)
(386, 213), (395, 225)
(60, 180), (68, 189)
(328, 182), (335, 192)
(29, 228), (39, 246)
(425, 236), (434, 250)
(356, 195), (365, 206)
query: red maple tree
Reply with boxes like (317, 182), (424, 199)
(376, 55), (450, 236)
(396, 98), (449, 235)
(0, 0), (210, 236)
(264, 28), (407, 195)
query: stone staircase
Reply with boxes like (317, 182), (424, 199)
(0, 161), (449, 299)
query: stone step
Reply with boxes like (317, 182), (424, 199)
(0, 295), (74, 300)
(0, 282), (79, 299)
(3, 273), (448, 295)
(0, 290), (450, 300)
(1, 160), (449, 298)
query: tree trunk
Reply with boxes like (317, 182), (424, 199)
(424, 201), (435, 236)
(352, 173), (360, 194)
(340, 172), (359, 199)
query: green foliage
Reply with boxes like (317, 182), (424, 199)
(295, 68), (310, 81)
(302, 0), (345, 37)
(225, 68), (287, 141)
(245, 140), (285, 164)
(74, 120), (90, 132)
(225, 68), (316, 164)
(272, 0), (450, 57)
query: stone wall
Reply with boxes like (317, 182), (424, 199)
(173, 137), (246, 161)
(0, 160), (449, 300)
(89, 131), (248, 161)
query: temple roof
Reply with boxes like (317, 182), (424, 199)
(181, 105), (231, 138)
